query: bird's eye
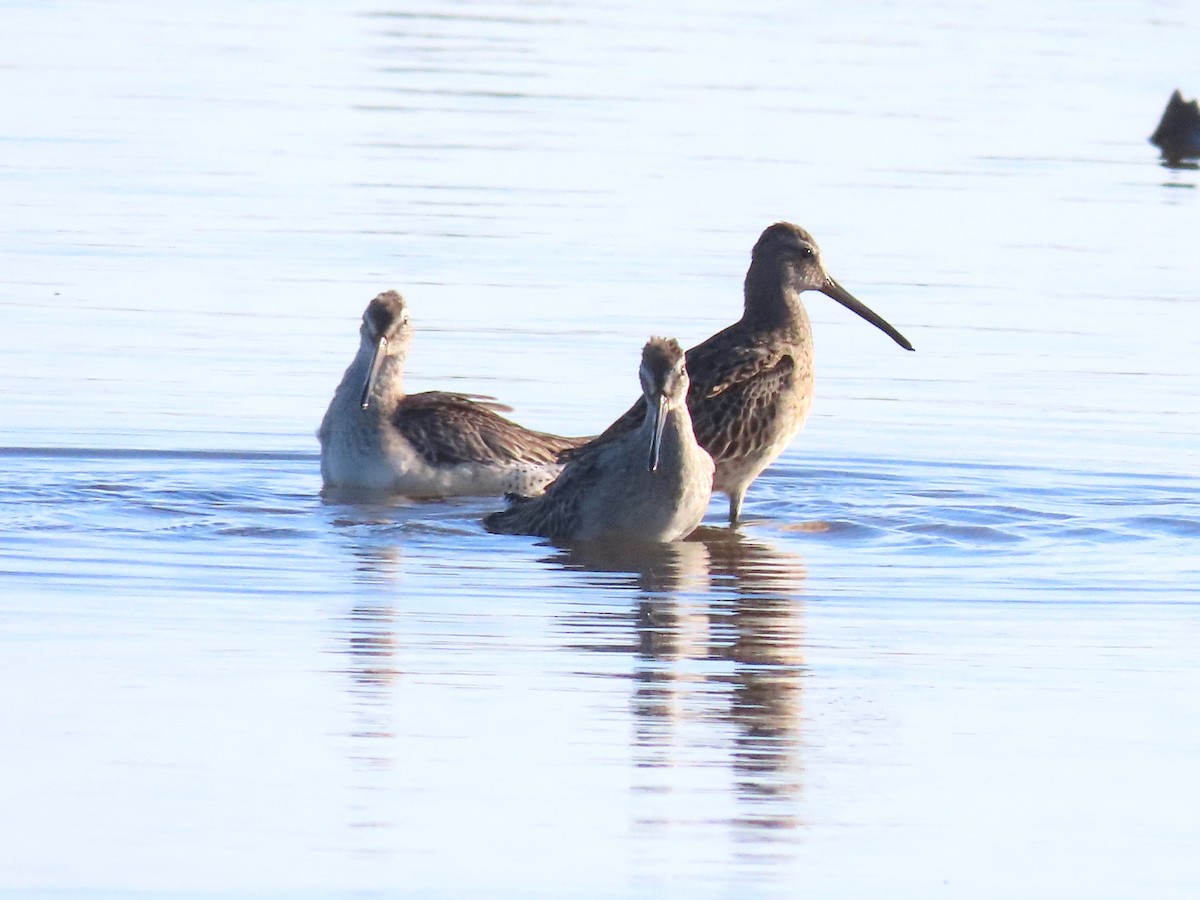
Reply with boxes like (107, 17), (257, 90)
(799, 246), (814, 258)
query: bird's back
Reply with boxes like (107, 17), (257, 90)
(484, 437), (615, 539)
(582, 319), (811, 485)
(486, 405), (712, 543)
(393, 391), (583, 467)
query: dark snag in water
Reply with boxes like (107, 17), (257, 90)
(1150, 89), (1200, 165)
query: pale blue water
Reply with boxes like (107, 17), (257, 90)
(2, 0), (1200, 896)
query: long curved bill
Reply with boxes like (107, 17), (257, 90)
(648, 394), (669, 472)
(821, 277), (914, 351)
(358, 335), (388, 410)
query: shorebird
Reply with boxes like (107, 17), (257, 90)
(588, 222), (913, 526)
(484, 337), (714, 543)
(318, 290), (582, 498)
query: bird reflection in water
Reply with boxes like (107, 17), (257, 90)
(549, 530), (806, 840)
(704, 531), (806, 837)
(337, 544), (404, 700)
(334, 544), (406, 854)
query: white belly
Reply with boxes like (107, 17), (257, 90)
(320, 417), (560, 498)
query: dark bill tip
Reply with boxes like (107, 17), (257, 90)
(822, 277), (914, 351)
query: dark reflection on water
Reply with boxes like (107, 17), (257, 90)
(330, 541), (406, 699)
(330, 542), (407, 851)
(312, 456), (1200, 879)
(343, 599), (402, 693)
(550, 532), (807, 840)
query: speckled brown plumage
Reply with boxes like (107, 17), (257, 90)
(584, 223), (913, 525)
(485, 338), (714, 543)
(392, 391), (578, 468)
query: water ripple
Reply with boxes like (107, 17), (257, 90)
(756, 455), (1200, 553)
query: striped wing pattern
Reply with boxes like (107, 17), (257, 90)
(393, 392), (581, 468)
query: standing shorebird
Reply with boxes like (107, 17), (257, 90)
(589, 222), (913, 526)
(484, 337), (714, 543)
(319, 290), (582, 498)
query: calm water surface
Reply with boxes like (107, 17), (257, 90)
(2, 0), (1199, 896)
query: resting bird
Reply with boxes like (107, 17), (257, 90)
(484, 337), (714, 543)
(586, 222), (913, 525)
(319, 290), (582, 498)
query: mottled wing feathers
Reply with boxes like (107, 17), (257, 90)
(578, 326), (796, 463)
(446, 392), (514, 414)
(393, 392), (580, 467)
(683, 340), (795, 460)
(484, 440), (610, 539)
